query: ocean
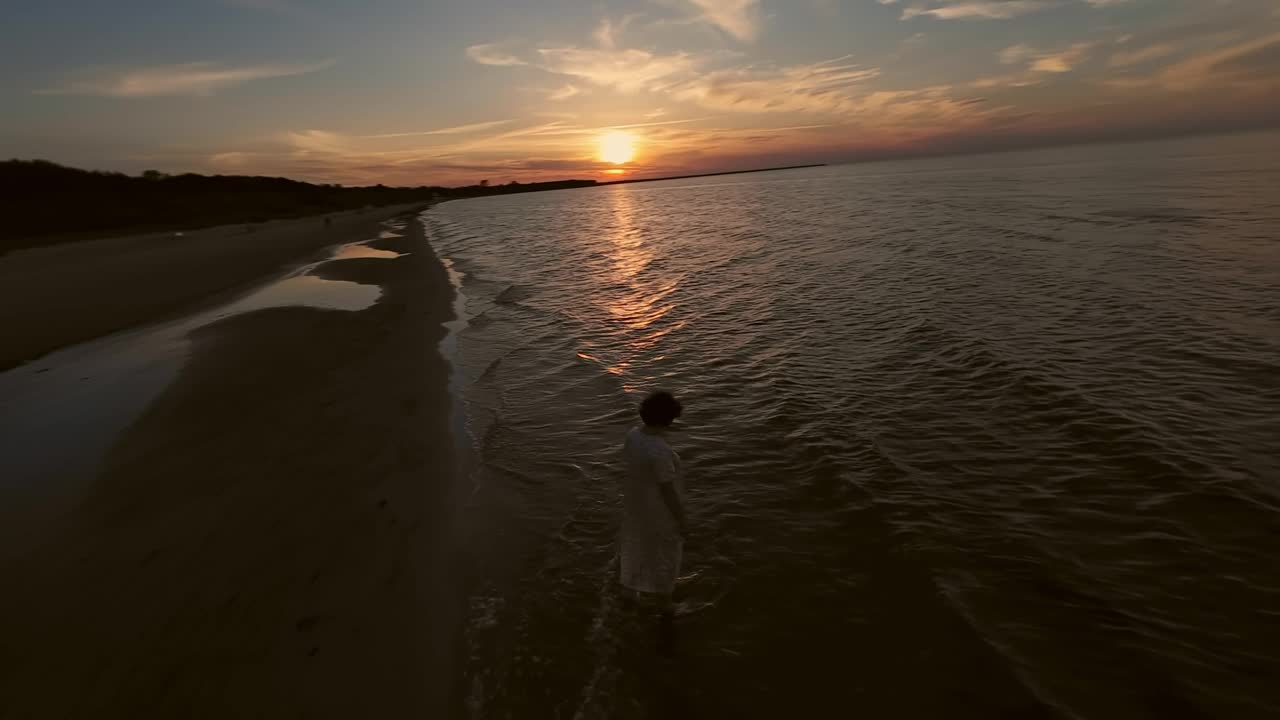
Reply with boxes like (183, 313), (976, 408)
(425, 131), (1280, 719)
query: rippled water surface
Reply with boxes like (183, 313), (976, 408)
(427, 133), (1280, 719)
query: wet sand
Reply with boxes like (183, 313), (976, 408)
(0, 204), (426, 371)
(0, 215), (459, 716)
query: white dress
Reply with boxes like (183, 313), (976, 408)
(619, 427), (684, 595)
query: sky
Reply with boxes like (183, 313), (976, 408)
(2, 0), (1279, 186)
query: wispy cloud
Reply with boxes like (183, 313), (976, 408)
(970, 72), (1042, 89)
(900, 0), (1133, 21)
(999, 44), (1036, 65)
(548, 84), (582, 101)
(1109, 43), (1177, 68)
(1151, 31), (1280, 90)
(361, 119), (514, 139)
(670, 56), (881, 113)
(1000, 42), (1092, 72)
(470, 31), (998, 128)
(1099, 25), (1280, 91)
(466, 43), (527, 67)
(977, 41), (1094, 88)
(683, 0), (763, 41)
(603, 116), (717, 130)
(902, 1), (1054, 21)
(1030, 43), (1091, 72)
(38, 60), (333, 98)
(536, 47), (703, 92)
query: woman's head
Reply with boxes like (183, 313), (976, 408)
(639, 391), (683, 428)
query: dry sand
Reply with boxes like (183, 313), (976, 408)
(0, 213), (461, 716)
(0, 204), (427, 371)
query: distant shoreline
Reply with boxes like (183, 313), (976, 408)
(0, 160), (440, 256)
(600, 163), (826, 187)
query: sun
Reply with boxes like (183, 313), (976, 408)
(597, 131), (637, 164)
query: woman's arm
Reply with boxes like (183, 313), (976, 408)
(659, 483), (687, 536)
(653, 444), (687, 535)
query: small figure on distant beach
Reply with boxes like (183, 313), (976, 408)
(619, 391), (687, 630)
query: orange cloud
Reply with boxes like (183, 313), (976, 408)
(38, 60), (334, 98)
(536, 47), (704, 92)
(668, 57), (880, 113)
(1109, 43), (1178, 68)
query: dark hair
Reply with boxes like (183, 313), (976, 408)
(639, 391), (683, 427)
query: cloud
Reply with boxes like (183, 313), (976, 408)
(208, 151), (255, 169)
(520, 40), (892, 117)
(284, 129), (349, 154)
(594, 19), (619, 49)
(38, 60), (333, 98)
(999, 44), (1036, 64)
(476, 35), (993, 128)
(1100, 29), (1280, 91)
(1158, 31), (1280, 90)
(669, 56), (880, 113)
(999, 42), (1092, 73)
(466, 43), (527, 67)
(1208, 33), (1280, 81)
(549, 84), (582, 101)
(900, 0), (1132, 21)
(536, 46), (702, 92)
(233, 120), (622, 185)
(684, 0), (763, 41)
(1030, 43), (1091, 72)
(902, 1), (1054, 20)
(1109, 43), (1177, 68)
(848, 87), (999, 128)
(604, 116), (717, 130)
(970, 72), (1042, 88)
(362, 120), (515, 139)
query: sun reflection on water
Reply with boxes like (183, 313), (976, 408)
(591, 187), (684, 393)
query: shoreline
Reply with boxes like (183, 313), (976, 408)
(0, 210), (462, 716)
(0, 203), (428, 371)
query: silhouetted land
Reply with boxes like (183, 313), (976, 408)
(0, 161), (594, 255)
(1, 160), (819, 254)
(601, 163), (826, 186)
(0, 161), (436, 254)
(448, 179), (599, 197)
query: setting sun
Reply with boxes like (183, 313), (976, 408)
(598, 131), (637, 165)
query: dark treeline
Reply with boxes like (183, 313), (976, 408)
(0, 160), (598, 255)
(446, 178), (598, 198)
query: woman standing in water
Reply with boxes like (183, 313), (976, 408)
(619, 391), (687, 623)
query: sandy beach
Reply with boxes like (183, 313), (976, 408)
(0, 211), (459, 716)
(0, 204), (427, 372)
